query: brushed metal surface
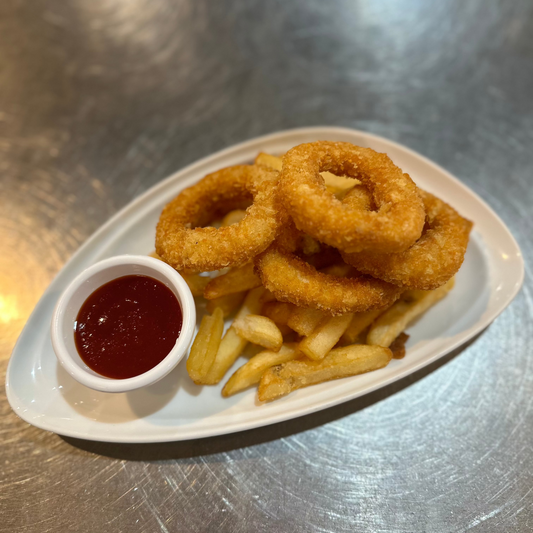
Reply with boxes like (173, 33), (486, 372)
(1, 0), (532, 531)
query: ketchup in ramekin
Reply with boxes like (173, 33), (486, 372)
(74, 275), (183, 379)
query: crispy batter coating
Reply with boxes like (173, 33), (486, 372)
(280, 142), (425, 253)
(254, 222), (402, 315)
(156, 165), (286, 272)
(342, 190), (473, 290)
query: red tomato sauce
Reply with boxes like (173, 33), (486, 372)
(74, 275), (182, 379)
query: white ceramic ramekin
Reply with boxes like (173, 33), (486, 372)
(50, 255), (195, 393)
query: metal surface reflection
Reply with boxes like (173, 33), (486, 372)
(1, 0), (532, 531)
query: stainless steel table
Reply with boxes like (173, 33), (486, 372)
(2, 1), (532, 531)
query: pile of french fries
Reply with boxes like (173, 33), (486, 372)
(188, 271), (453, 401)
(152, 252), (454, 403)
(151, 152), (455, 402)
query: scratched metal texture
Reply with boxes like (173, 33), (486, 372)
(1, 0), (532, 531)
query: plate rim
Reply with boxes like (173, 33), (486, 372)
(6, 126), (525, 443)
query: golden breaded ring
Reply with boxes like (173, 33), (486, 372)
(254, 223), (402, 315)
(156, 165), (285, 272)
(341, 190), (473, 290)
(280, 142), (425, 253)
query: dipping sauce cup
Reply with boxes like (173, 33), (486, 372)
(50, 255), (196, 393)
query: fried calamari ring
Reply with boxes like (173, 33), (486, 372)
(279, 142), (425, 253)
(156, 165), (285, 272)
(341, 190), (473, 290)
(254, 223), (402, 315)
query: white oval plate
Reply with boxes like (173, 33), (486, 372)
(6, 127), (524, 443)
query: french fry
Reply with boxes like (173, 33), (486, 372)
(181, 273), (212, 297)
(206, 291), (247, 318)
(254, 152), (282, 171)
(259, 290), (277, 304)
(322, 172), (358, 196)
(221, 209), (247, 227)
(149, 252), (212, 297)
(287, 306), (328, 337)
(301, 235), (321, 256)
(222, 343), (299, 397)
(278, 324), (294, 337)
(343, 183), (375, 209)
(320, 263), (353, 277)
(261, 301), (296, 326)
(367, 278), (455, 347)
(204, 263), (261, 300)
(340, 308), (386, 345)
(258, 344), (393, 402)
(203, 287), (265, 384)
(254, 152), (359, 196)
(200, 329), (244, 385)
(233, 314), (283, 351)
(298, 313), (354, 360)
(186, 307), (224, 383)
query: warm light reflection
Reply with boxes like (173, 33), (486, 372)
(0, 231), (51, 362)
(0, 294), (21, 324)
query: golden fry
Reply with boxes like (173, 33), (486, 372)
(254, 152), (360, 196)
(222, 343), (299, 397)
(258, 344), (392, 402)
(340, 308), (386, 345)
(320, 263), (353, 277)
(221, 209), (247, 227)
(206, 291), (247, 318)
(298, 313), (354, 361)
(278, 324), (294, 337)
(367, 278), (455, 347)
(259, 290), (277, 304)
(181, 273), (211, 297)
(254, 152), (282, 171)
(322, 172), (358, 197)
(203, 287), (265, 384)
(149, 251), (210, 297)
(186, 307), (224, 383)
(287, 306), (328, 337)
(233, 314), (283, 351)
(261, 301), (296, 326)
(301, 235), (321, 256)
(204, 263), (261, 300)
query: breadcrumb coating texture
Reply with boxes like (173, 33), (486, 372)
(280, 141), (425, 254)
(156, 165), (285, 272)
(254, 243), (402, 315)
(342, 190), (473, 290)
